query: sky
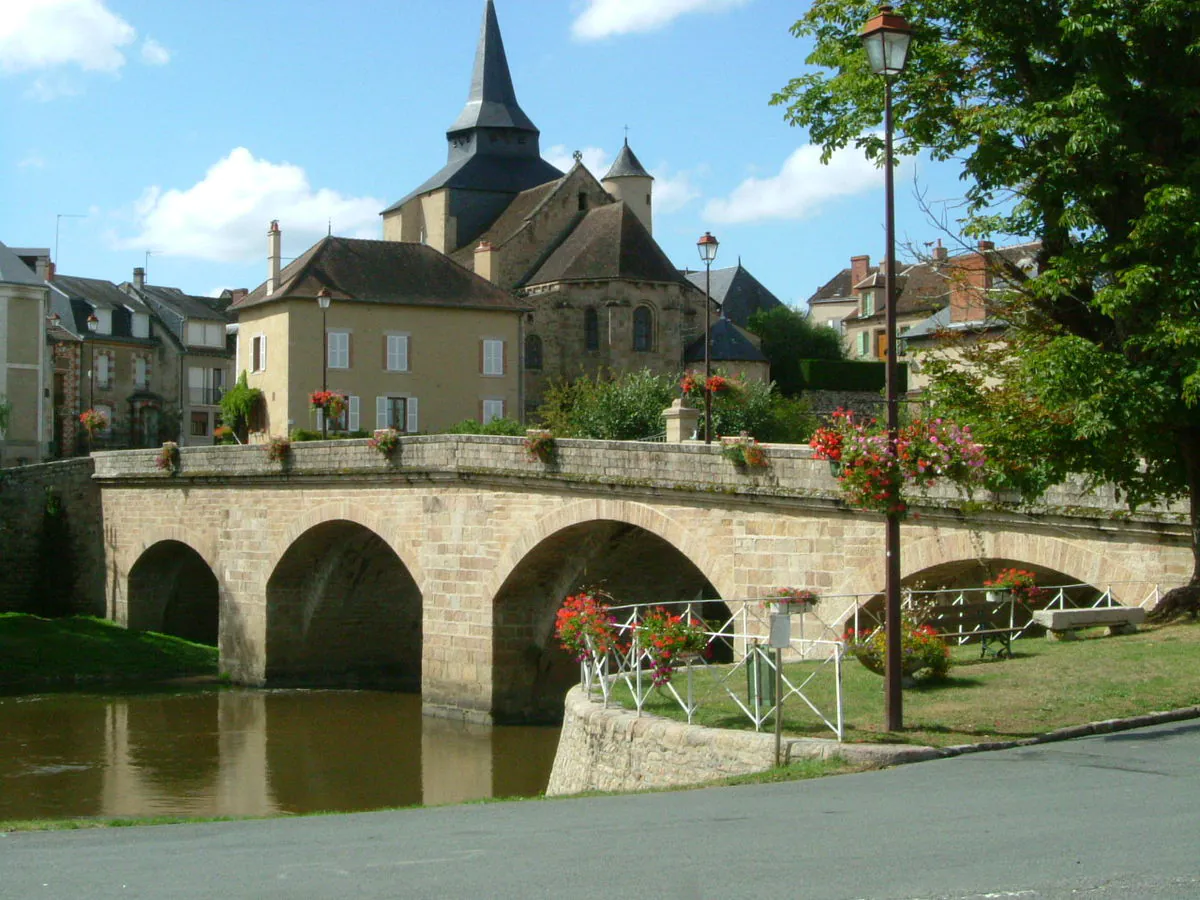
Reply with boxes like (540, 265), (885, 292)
(0, 0), (974, 308)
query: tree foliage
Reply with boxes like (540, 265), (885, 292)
(536, 369), (815, 444)
(747, 306), (845, 396)
(0, 395), (10, 435)
(775, 0), (1200, 599)
(218, 372), (263, 440)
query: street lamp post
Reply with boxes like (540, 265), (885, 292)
(861, 4), (913, 733)
(85, 313), (99, 409)
(697, 232), (719, 444)
(317, 287), (332, 439)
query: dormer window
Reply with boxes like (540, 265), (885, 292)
(93, 309), (112, 335)
(861, 292), (876, 317)
(186, 320), (225, 347)
(131, 313), (150, 339)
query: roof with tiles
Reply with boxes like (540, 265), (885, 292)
(234, 236), (526, 313)
(683, 316), (768, 364)
(683, 263), (784, 328)
(523, 202), (689, 288)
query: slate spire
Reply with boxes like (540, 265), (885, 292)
(448, 0), (537, 136)
(604, 138), (653, 181)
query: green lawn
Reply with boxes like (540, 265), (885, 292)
(0, 614), (218, 690)
(613, 619), (1200, 747)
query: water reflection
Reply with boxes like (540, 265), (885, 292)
(0, 690), (560, 820)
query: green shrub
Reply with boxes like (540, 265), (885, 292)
(441, 417), (525, 436)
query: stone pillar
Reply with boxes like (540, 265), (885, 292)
(662, 399), (699, 443)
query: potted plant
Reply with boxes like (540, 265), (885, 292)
(524, 428), (557, 463)
(79, 408), (107, 441)
(635, 607), (710, 686)
(766, 587), (819, 615)
(264, 435), (291, 464)
(554, 592), (618, 662)
(155, 441), (180, 474)
(367, 427), (401, 458)
(844, 617), (951, 683)
(983, 568), (1044, 605)
(720, 432), (768, 469)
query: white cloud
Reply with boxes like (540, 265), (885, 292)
(650, 166), (700, 214)
(140, 37), (170, 66)
(545, 144), (611, 176)
(17, 152), (46, 169)
(704, 141), (886, 224)
(119, 148), (384, 264)
(572, 0), (752, 40)
(0, 0), (135, 74)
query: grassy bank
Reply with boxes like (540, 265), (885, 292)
(0, 614), (218, 690)
(620, 619), (1200, 747)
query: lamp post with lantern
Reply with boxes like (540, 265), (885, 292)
(860, 4), (914, 732)
(317, 287), (331, 439)
(696, 232), (719, 444)
(85, 313), (99, 409)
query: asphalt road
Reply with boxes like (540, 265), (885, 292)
(3, 720), (1199, 899)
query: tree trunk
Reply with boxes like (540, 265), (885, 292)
(1148, 430), (1200, 621)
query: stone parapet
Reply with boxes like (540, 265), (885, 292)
(91, 435), (1188, 527)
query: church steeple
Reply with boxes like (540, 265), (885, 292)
(448, 0), (537, 136)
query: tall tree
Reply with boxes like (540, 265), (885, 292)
(773, 1), (1200, 614)
(747, 306), (845, 397)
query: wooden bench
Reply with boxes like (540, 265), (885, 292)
(916, 600), (1019, 659)
(1031, 607), (1145, 640)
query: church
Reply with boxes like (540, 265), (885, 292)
(380, 0), (710, 415)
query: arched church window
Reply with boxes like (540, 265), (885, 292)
(584, 308), (599, 351)
(525, 334), (543, 371)
(633, 306), (654, 352)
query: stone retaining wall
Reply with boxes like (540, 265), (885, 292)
(0, 457), (104, 615)
(546, 685), (939, 796)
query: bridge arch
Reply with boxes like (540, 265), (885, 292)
(127, 539), (221, 645)
(265, 519), (422, 689)
(488, 500), (731, 723)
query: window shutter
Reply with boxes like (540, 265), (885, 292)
(406, 397), (419, 434)
(349, 395), (360, 432)
(400, 335), (409, 372)
(502, 340), (507, 375)
(262, 335), (268, 370)
(376, 396), (388, 429)
(478, 340), (484, 374)
(857, 332), (868, 357)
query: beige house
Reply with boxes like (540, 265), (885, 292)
(232, 230), (527, 437)
(0, 242), (51, 465)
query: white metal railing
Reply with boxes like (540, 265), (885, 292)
(578, 599), (846, 741)
(822, 580), (1180, 645)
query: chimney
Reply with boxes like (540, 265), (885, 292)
(133, 267), (146, 290)
(850, 254), (870, 289)
(267, 220), (282, 294)
(950, 243), (992, 324)
(47, 261), (56, 282)
(932, 240), (948, 263)
(474, 241), (497, 284)
(977, 239), (995, 252)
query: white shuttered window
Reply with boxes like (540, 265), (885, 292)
(386, 334), (409, 372)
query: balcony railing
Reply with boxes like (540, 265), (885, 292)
(188, 387), (225, 406)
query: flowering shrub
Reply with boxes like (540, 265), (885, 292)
(155, 441), (179, 472)
(635, 607), (710, 686)
(264, 435), (291, 463)
(810, 408), (986, 516)
(844, 617), (951, 681)
(367, 427), (401, 457)
(524, 428), (556, 463)
(309, 390), (347, 422)
(555, 592), (618, 662)
(765, 587), (819, 612)
(79, 408), (108, 437)
(984, 568), (1044, 604)
(214, 425), (236, 445)
(706, 375), (730, 394)
(720, 432), (768, 469)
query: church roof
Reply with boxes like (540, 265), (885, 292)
(683, 317), (769, 364)
(234, 237), (526, 313)
(683, 263), (784, 327)
(524, 202), (689, 287)
(448, 0), (536, 134)
(382, 1), (561, 215)
(603, 140), (653, 180)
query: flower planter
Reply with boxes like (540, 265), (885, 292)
(828, 460), (844, 478)
(774, 600), (813, 616)
(985, 589), (1012, 604)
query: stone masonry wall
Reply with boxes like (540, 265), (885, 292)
(547, 686), (940, 795)
(0, 457), (104, 615)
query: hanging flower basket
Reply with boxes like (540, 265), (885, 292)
(983, 568), (1044, 604)
(765, 587), (819, 615)
(155, 441), (179, 474)
(524, 429), (556, 463)
(309, 390), (347, 422)
(367, 427), (401, 458)
(720, 432), (768, 469)
(264, 435), (291, 464)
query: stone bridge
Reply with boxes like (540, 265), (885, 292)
(93, 437), (1190, 723)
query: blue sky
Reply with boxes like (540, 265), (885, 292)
(0, 0), (972, 307)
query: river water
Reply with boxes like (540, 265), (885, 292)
(0, 689), (561, 820)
